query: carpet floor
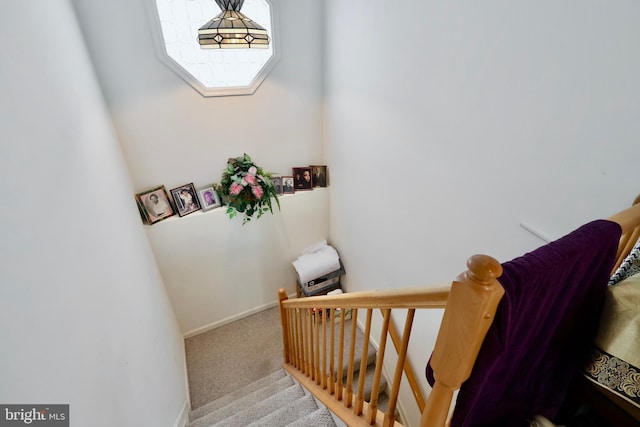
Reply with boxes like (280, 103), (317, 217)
(185, 307), (284, 409)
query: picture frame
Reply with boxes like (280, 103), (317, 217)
(135, 185), (175, 225)
(135, 198), (149, 225)
(310, 165), (327, 187)
(271, 177), (283, 195)
(292, 167), (313, 191)
(170, 183), (201, 217)
(196, 184), (221, 212)
(281, 176), (295, 194)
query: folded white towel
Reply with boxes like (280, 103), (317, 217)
(293, 243), (340, 284)
(302, 240), (328, 255)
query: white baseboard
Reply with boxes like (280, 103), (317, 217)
(182, 293), (296, 338)
(173, 400), (189, 427)
(181, 338), (192, 415)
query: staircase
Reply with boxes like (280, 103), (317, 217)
(186, 369), (338, 427)
(186, 317), (392, 427)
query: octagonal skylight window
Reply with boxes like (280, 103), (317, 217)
(150, 0), (279, 97)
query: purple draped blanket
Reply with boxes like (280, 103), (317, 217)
(426, 220), (621, 427)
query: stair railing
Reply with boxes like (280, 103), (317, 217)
(277, 201), (640, 427)
(277, 254), (504, 427)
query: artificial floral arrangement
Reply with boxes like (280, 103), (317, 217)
(217, 154), (280, 224)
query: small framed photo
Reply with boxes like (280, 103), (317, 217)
(282, 176), (295, 194)
(310, 165), (327, 187)
(197, 184), (221, 212)
(271, 177), (283, 195)
(292, 167), (313, 191)
(136, 186), (175, 224)
(170, 183), (201, 217)
(135, 199), (149, 224)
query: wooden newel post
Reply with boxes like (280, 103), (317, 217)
(278, 288), (290, 365)
(420, 255), (505, 427)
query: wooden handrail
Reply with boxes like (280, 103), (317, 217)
(277, 196), (640, 427)
(279, 280), (474, 427)
(608, 200), (640, 236)
(608, 199), (640, 272)
(278, 253), (506, 427)
(281, 286), (450, 309)
(421, 255), (504, 427)
(278, 289), (290, 364)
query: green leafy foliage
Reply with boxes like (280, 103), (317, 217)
(216, 154), (280, 224)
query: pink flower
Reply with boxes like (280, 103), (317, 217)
(248, 166), (257, 175)
(230, 182), (243, 196)
(251, 185), (264, 199)
(244, 173), (256, 185)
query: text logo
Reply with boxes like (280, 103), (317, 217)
(1, 405), (68, 426)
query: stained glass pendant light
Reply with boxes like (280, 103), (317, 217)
(198, 0), (270, 49)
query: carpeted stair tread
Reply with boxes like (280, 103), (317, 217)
(187, 375), (295, 427)
(286, 406), (338, 427)
(213, 383), (306, 427)
(376, 390), (397, 416)
(245, 394), (321, 427)
(186, 315), (393, 427)
(348, 363), (387, 402)
(322, 319), (377, 376)
(189, 369), (287, 421)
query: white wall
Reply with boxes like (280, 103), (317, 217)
(324, 1), (640, 425)
(72, 0), (325, 186)
(148, 189), (330, 335)
(71, 0), (328, 333)
(0, 1), (188, 426)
